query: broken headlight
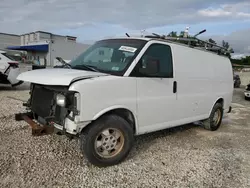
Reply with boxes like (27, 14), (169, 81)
(56, 94), (66, 107)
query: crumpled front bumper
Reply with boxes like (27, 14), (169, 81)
(15, 111), (90, 136)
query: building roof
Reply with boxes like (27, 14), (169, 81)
(0, 32), (20, 37)
(22, 30), (77, 39)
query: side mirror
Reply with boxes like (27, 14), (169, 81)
(139, 57), (160, 76)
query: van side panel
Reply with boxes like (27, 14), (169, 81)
(170, 43), (233, 121)
(212, 54), (233, 112)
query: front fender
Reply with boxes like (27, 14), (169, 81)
(69, 76), (138, 132)
(92, 105), (139, 133)
(92, 105), (135, 119)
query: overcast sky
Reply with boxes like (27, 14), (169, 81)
(1, 0), (250, 56)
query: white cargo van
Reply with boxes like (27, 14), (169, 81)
(15, 33), (234, 167)
(0, 50), (23, 86)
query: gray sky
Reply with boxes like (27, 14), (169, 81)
(1, 0), (250, 56)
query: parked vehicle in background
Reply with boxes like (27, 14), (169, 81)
(14, 30), (234, 167)
(244, 83), (250, 100)
(233, 74), (241, 88)
(0, 50), (23, 87)
(9, 54), (22, 62)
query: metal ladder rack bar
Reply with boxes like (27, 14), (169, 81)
(143, 30), (234, 57)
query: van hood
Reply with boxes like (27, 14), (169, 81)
(17, 68), (108, 86)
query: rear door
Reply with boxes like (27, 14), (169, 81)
(129, 42), (178, 134)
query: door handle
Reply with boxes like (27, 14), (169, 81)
(173, 81), (177, 93)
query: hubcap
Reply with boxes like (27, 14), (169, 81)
(213, 109), (221, 126)
(94, 128), (124, 158)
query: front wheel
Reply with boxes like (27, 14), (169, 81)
(80, 114), (134, 167)
(203, 103), (223, 131)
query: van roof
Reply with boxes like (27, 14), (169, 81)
(101, 36), (151, 41)
(0, 50), (6, 53)
(105, 36), (231, 58)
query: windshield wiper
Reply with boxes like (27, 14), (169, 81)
(73, 64), (100, 72)
(54, 57), (72, 69)
(54, 63), (72, 69)
(60, 62), (72, 69)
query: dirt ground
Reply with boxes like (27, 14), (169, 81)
(0, 85), (250, 188)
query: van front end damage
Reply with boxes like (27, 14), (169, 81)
(15, 83), (83, 136)
(15, 111), (55, 136)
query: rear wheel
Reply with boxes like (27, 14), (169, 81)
(203, 103), (223, 131)
(79, 114), (134, 167)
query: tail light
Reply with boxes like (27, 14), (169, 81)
(8, 62), (19, 68)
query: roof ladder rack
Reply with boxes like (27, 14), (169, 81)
(144, 29), (234, 57)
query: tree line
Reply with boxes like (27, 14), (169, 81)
(168, 31), (250, 66)
(230, 56), (250, 66)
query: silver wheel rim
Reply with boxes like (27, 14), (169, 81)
(213, 109), (221, 126)
(94, 128), (125, 159)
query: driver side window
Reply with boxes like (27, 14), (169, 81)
(130, 43), (173, 78)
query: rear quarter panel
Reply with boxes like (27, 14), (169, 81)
(170, 43), (233, 118)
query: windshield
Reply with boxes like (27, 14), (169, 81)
(70, 39), (147, 75)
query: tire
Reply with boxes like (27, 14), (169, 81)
(203, 103), (223, 131)
(234, 83), (239, 88)
(79, 114), (134, 167)
(245, 96), (250, 101)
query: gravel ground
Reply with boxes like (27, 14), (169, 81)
(0, 84), (250, 188)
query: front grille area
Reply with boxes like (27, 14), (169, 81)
(31, 85), (55, 118)
(54, 105), (68, 125)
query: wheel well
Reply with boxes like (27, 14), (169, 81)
(206, 98), (224, 119)
(104, 108), (136, 133)
(216, 98), (224, 107)
(81, 108), (136, 134)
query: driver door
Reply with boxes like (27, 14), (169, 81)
(130, 42), (178, 134)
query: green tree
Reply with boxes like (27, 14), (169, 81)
(168, 31), (177, 37)
(179, 31), (185, 37)
(208, 38), (216, 44)
(222, 40), (230, 49)
(230, 56), (250, 65)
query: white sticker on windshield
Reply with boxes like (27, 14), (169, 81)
(112, 67), (120, 71)
(119, 46), (137, 53)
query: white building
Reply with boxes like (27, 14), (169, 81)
(0, 32), (20, 50)
(7, 31), (90, 66)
